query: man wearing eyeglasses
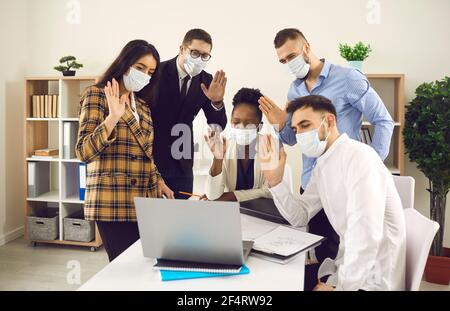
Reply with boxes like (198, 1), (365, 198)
(153, 29), (228, 199)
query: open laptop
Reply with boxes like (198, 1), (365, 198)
(134, 197), (253, 268)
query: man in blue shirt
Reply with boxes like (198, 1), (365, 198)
(259, 28), (394, 263)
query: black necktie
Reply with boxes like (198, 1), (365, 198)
(180, 75), (191, 102)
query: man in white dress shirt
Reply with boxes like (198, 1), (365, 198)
(260, 95), (406, 291)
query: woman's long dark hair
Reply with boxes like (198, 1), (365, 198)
(95, 39), (160, 105)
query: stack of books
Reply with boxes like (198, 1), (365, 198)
(32, 148), (59, 160)
(31, 95), (59, 118)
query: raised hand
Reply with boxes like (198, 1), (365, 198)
(104, 78), (127, 121)
(201, 70), (227, 103)
(259, 135), (286, 187)
(204, 127), (227, 160)
(258, 96), (289, 131)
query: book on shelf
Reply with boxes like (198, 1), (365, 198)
(52, 94), (58, 118)
(27, 161), (50, 198)
(44, 95), (48, 117)
(63, 122), (79, 159)
(34, 148), (59, 157)
(31, 96), (37, 118)
(79, 163), (86, 201)
(30, 95), (59, 118)
(36, 96), (40, 118)
(39, 95), (44, 118)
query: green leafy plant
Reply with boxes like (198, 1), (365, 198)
(403, 76), (450, 256)
(338, 42), (372, 61)
(53, 56), (83, 72)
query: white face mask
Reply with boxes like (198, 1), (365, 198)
(123, 67), (151, 92)
(287, 54), (310, 79)
(229, 127), (258, 146)
(183, 52), (207, 77)
(296, 119), (330, 158)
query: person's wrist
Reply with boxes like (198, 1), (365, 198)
(106, 114), (121, 124)
(277, 114), (288, 132)
(268, 177), (282, 188)
(212, 100), (224, 107)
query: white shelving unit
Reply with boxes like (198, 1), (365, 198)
(24, 76), (102, 250)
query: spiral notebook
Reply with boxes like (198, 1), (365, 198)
(153, 259), (243, 274)
(160, 265), (250, 281)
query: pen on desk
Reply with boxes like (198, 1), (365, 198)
(178, 191), (203, 198)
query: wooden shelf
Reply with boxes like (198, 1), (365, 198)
(25, 76), (97, 81)
(24, 76), (102, 250)
(26, 118), (59, 121)
(366, 73), (405, 79)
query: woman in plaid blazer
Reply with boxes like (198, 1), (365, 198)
(76, 40), (174, 261)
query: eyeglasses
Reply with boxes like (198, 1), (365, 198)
(185, 47), (211, 62)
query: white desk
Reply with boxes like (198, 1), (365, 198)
(78, 215), (305, 291)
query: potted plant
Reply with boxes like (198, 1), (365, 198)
(403, 76), (450, 285)
(54, 56), (83, 76)
(338, 41), (372, 71)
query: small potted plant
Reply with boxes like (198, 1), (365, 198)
(54, 56), (83, 76)
(338, 41), (372, 71)
(403, 76), (450, 285)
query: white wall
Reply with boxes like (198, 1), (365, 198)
(0, 0), (29, 245)
(0, 0), (449, 246)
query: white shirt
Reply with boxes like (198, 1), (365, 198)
(176, 56), (192, 91)
(269, 134), (406, 291)
(129, 92), (139, 123)
(175, 56), (223, 111)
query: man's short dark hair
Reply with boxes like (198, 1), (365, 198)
(232, 88), (263, 122)
(287, 95), (337, 118)
(274, 28), (307, 48)
(182, 29), (212, 47)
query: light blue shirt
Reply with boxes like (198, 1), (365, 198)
(280, 60), (394, 189)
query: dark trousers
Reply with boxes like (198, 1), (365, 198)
(97, 221), (140, 262)
(300, 187), (340, 262)
(304, 263), (321, 291)
(160, 161), (194, 200)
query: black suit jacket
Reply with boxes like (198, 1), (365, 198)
(152, 57), (227, 175)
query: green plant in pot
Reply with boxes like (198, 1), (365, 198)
(338, 41), (372, 71)
(403, 76), (450, 285)
(54, 56), (83, 76)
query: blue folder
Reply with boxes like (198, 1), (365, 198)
(79, 163), (86, 201)
(160, 265), (250, 281)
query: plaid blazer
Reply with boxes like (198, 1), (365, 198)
(76, 86), (161, 222)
